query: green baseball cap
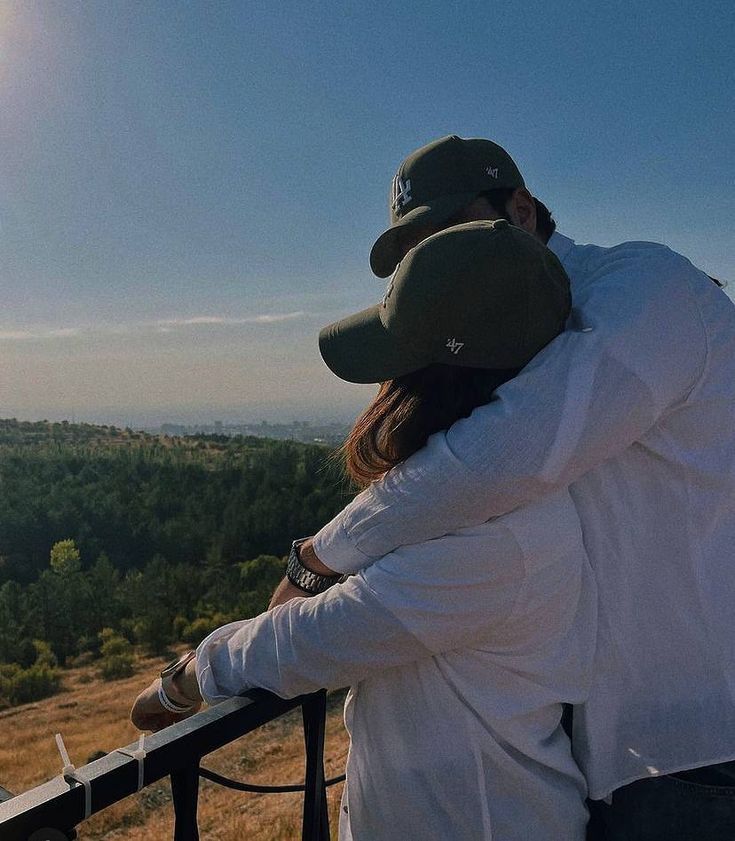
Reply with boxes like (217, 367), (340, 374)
(370, 135), (525, 278)
(320, 220), (570, 384)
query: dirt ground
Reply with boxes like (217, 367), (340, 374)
(0, 655), (349, 840)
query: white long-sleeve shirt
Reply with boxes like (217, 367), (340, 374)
(197, 491), (597, 841)
(313, 233), (735, 799)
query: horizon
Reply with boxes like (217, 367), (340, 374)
(2, 2), (733, 421)
(1, 405), (360, 430)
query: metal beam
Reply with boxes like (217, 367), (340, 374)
(0, 690), (303, 841)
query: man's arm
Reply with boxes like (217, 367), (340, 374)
(198, 524), (526, 703)
(307, 250), (708, 576)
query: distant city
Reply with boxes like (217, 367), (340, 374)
(146, 419), (351, 446)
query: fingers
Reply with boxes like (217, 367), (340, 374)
(131, 702), (198, 732)
(131, 710), (176, 732)
(180, 704), (202, 720)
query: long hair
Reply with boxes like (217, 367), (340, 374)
(343, 364), (519, 488)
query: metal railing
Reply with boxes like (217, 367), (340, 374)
(0, 689), (335, 841)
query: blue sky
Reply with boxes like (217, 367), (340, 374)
(1, 0), (733, 425)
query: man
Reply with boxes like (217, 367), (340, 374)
(272, 135), (735, 839)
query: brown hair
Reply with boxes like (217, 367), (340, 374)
(343, 364), (519, 488)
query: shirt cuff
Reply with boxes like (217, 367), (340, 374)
(312, 512), (377, 575)
(195, 620), (254, 706)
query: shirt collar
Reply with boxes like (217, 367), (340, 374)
(547, 231), (575, 268)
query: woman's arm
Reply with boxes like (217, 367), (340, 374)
(196, 522), (527, 703)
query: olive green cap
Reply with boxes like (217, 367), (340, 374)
(320, 220), (570, 384)
(370, 135), (525, 278)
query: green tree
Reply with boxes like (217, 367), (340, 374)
(0, 581), (37, 664)
(36, 539), (91, 664)
(49, 539), (81, 575)
(85, 552), (122, 646)
(238, 554), (286, 617)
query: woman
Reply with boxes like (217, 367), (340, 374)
(132, 220), (597, 840)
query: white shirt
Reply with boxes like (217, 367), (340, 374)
(312, 233), (735, 799)
(197, 491), (597, 841)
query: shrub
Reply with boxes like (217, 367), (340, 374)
(16, 638), (37, 670)
(100, 656), (134, 680)
(180, 613), (231, 647)
(11, 665), (60, 705)
(76, 633), (102, 657)
(98, 628), (134, 680)
(67, 651), (97, 668)
(172, 615), (189, 640)
(0, 660), (60, 707)
(33, 639), (58, 669)
(133, 614), (171, 657)
(119, 618), (137, 644)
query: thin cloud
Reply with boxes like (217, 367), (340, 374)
(0, 327), (84, 341)
(0, 312), (309, 342)
(155, 312), (305, 328)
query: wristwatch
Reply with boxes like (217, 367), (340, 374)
(159, 649), (197, 712)
(286, 538), (341, 595)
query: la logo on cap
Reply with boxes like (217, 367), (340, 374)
(391, 174), (412, 213)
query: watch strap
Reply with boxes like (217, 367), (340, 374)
(160, 649), (197, 710)
(157, 679), (194, 713)
(286, 538), (341, 595)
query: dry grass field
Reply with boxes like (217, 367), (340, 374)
(0, 654), (349, 840)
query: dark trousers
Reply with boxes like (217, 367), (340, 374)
(586, 761), (735, 841)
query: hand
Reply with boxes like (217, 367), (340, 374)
(268, 575), (308, 609)
(130, 678), (201, 732)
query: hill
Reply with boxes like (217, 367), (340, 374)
(0, 651), (349, 839)
(0, 417), (354, 705)
(0, 417), (352, 835)
(0, 418), (352, 584)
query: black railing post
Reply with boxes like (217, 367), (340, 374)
(171, 762), (200, 841)
(301, 690), (330, 841)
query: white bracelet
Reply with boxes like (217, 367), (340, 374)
(157, 679), (194, 714)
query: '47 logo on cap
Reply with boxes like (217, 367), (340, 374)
(446, 338), (464, 355)
(391, 174), (412, 214)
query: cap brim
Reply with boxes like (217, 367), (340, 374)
(319, 305), (426, 384)
(369, 191), (478, 278)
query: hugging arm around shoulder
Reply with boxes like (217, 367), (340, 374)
(196, 524), (526, 703)
(313, 249), (709, 575)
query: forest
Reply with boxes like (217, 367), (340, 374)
(0, 418), (353, 706)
